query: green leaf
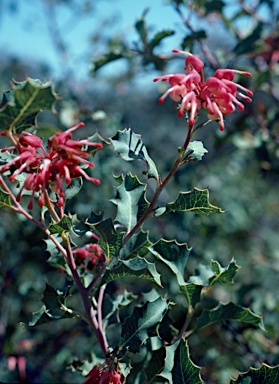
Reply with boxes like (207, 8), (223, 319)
(172, 340), (204, 384)
(110, 128), (159, 180)
(120, 230), (151, 259)
(149, 239), (191, 285)
(64, 177), (83, 203)
(188, 259), (240, 288)
(111, 173), (148, 232)
(182, 30), (207, 50)
(233, 23), (263, 55)
(0, 187), (12, 209)
(135, 18), (148, 44)
(159, 340), (204, 384)
(120, 296), (168, 353)
(209, 259), (240, 286)
(144, 347), (166, 383)
(28, 281), (79, 327)
(101, 257), (161, 287)
(92, 218), (124, 260)
(165, 187), (223, 216)
(180, 283), (203, 309)
(48, 215), (72, 235)
(230, 363), (279, 384)
(0, 78), (58, 133)
(184, 141), (208, 162)
(195, 302), (265, 331)
(148, 30), (175, 50)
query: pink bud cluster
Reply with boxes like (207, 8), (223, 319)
(1, 123), (102, 209)
(154, 49), (253, 130)
(82, 360), (124, 384)
(73, 243), (105, 270)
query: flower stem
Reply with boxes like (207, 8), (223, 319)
(123, 125), (193, 245)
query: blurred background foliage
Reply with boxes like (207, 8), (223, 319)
(0, 0), (279, 383)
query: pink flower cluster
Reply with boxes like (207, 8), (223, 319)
(82, 360), (125, 384)
(1, 123), (102, 209)
(154, 49), (253, 130)
(73, 243), (105, 270)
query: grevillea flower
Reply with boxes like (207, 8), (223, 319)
(82, 359), (125, 384)
(1, 123), (102, 209)
(154, 49), (253, 130)
(73, 243), (105, 270)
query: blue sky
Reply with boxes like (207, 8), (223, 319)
(0, 0), (273, 81)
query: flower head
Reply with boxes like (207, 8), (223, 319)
(154, 50), (253, 130)
(1, 123), (102, 208)
(73, 243), (105, 270)
(82, 359), (125, 384)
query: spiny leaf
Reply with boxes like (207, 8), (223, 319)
(165, 188), (223, 216)
(230, 363), (279, 384)
(92, 218), (124, 260)
(120, 230), (151, 259)
(209, 259), (240, 286)
(159, 340), (204, 384)
(0, 78), (58, 133)
(195, 302), (265, 332)
(144, 347), (166, 383)
(101, 257), (161, 287)
(48, 215), (72, 235)
(149, 239), (191, 285)
(180, 283), (203, 309)
(188, 259), (240, 287)
(184, 141), (208, 162)
(120, 296), (168, 353)
(111, 173), (148, 232)
(110, 128), (159, 180)
(28, 281), (78, 327)
(64, 177), (83, 203)
(172, 340), (204, 384)
(148, 30), (175, 50)
(0, 187), (12, 209)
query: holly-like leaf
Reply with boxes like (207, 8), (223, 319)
(111, 173), (148, 232)
(159, 340), (204, 384)
(230, 363), (279, 384)
(110, 128), (159, 180)
(165, 188), (223, 216)
(120, 230), (151, 260)
(172, 340), (204, 384)
(0, 187), (12, 209)
(148, 30), (175, 50)
(149, 239), (191, 285)
(195, 302), (265, 331)
(64, 177), (83, 203)
(101, 257), (161, 287)
(209, 259), (240, 286)
(184, 141), (208, 162)
(28, 281), (78, 327)
(0, 78), (58, 133)
(120, 296), (168, 353)
(144, 347), (166, 383)
(188, 259), (240, 288)
(93, 218), (124, 260)
(48, 215), (72, 235)
(180, 283), (203, 309)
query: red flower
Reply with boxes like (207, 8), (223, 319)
(73, 243), (105, 270)
(82, 360), (125, 384)
(1, 123), (102, 208)
(154, 49), (253, 130)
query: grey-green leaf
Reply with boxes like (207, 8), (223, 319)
(149, 239), (191, 285)
(111, 173), (148, 232)
(102, 257), (161, 287)
(120, 296), (168, 353)
(165, 188), (223, 216)
(195, 302), (265, 332)
(48, 215), (72, 235)
(110, 128), (159, 180)
(230, 363), (279, 384)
